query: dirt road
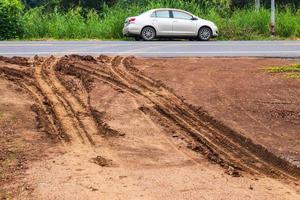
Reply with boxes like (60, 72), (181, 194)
(0, 55), (299, 199)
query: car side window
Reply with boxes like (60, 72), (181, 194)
(155, 11), (170, 18)
(172, 11), (192, 20)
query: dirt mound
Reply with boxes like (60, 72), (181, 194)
(0, 56), (30, 66)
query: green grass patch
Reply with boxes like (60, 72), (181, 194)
(267, 64), (300, 73)
(288, 73), (300, 79)
(267, 64), (300, 79)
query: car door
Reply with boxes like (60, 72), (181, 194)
(151, 10), (173, 36)
(171, 11), (197, 36)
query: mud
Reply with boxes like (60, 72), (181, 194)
(1, 55), (299, 179)
(90, 156), (113, 167)
(0, 55), (299, 199)
(0, 56), (30, 67)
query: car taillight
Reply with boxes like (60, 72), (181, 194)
(129, 18), (136, 23)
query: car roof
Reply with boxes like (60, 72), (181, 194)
(152, 8), (187, 12)
(149, 8), (193, 15)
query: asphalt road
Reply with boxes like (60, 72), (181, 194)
(0, 40), (300, 57)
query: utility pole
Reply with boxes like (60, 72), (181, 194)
(270, 0), (276, 36)
(255, 0), (260, 10)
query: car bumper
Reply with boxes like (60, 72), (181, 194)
(123, 24), (141, 37)
(212, 26), (219, 37)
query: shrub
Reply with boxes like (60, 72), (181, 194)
(0, 0), (23, 40)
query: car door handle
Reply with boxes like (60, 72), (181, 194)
(173, 21), (178, 23)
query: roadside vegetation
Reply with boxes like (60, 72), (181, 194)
(1, 0), (300, 40)
(267, 64), (300, 79)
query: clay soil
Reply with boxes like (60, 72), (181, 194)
(0, 55), (299, 200)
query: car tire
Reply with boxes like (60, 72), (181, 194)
(141, 27), (156, 41)
(198, 26), (212, 41)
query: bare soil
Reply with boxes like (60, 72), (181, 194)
(0, 56), (299, 200)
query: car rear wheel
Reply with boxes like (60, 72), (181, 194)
(141, 27), (156, 41)
(198, 27), (212, 41)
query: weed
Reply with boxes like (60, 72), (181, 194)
(267, 64), (300, 79)
(288, 73), (300, 79)
(268, 64), (300, 73)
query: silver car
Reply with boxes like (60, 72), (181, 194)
(123, 8), (218, 41)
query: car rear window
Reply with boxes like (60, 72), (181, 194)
(152, 10), (170, 18)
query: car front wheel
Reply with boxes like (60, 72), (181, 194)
(198, 27), (212, 41)
(141, 27), (156, 41)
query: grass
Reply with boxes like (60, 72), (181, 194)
(267, 64), (300, 79)
(288, 73), (300, 79)
(19, 1), (300, 40)
(268, 64), (300, 73)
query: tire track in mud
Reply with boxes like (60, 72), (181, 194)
(119, 57), (300, 180)
(35, 56), (103, 145)
(108, 57), (267, 175)
(0, 57), (106, 145)
(0, 62), (67, 143)
(34, 57), (88, 144)
(43, 57), (99, 145)
(122, 58), (300, 180)
(61, 55), (300, 180)
(108, 57), (250, 172)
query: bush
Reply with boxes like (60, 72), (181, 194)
(277, 8), (300, 37)
(0, 0), (23, 40)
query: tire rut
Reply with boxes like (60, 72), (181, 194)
(0, 65), (68, 143)
(119, 57), (300, 180)
(42, 56), (99, 145)
(34, 57), (88, 144)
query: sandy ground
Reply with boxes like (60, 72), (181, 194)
(0, 56), (299, 200)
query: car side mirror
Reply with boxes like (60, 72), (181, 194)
(191, 17), (198, 21)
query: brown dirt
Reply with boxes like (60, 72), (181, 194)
(0, 56), (299, 199)
(137, 57), (300, 167)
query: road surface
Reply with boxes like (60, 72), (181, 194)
(0, 40), (300, 57)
